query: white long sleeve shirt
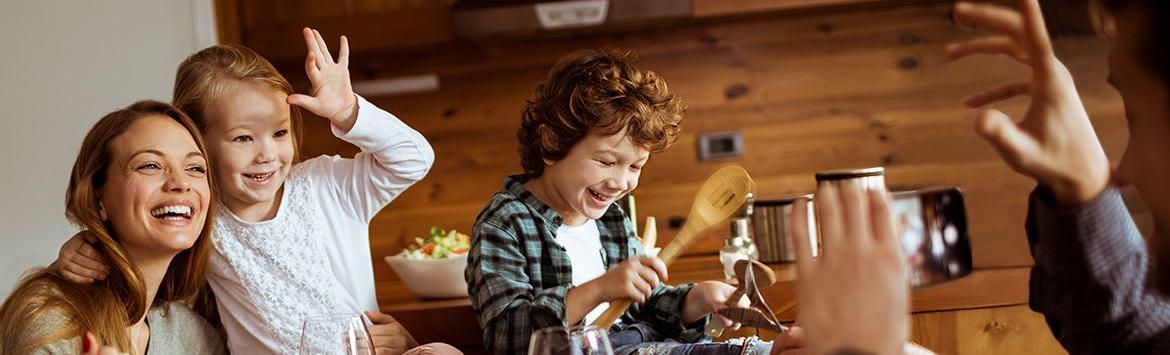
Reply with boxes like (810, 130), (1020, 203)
(205, 95), (434, 354)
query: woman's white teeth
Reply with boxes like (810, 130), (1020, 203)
(151, 205), (192, 218)
(590, 189), (612, 201)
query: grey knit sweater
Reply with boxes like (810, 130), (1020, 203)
(9, 302), (226, 354)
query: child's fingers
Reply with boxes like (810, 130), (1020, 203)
(63, 259), (104, 280)
(304, 52), (320, 79)
(287, 94), (319, 112)
(368, 323), (405, 338)
(301, 28), (323, 70)
(638, 256), (669, 282)
(314, 29), (333, 63)
(78, 243), (106, 263)
(61, 235), (83, 254)
(714, 313), (735, 327)
(365, 310), (400, 326)
(339, 35), (350, 67)
(732, 292), (749, 308)
(81, 231), (98, 244)
(71, 255), (110, 277)
(634, 266), (660, 291)
(59, 269), (95, 285)
(629, 278), (652, 302)
(372, 335), (409, 355)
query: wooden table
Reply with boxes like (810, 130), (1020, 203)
(381, 255), (1055, 354)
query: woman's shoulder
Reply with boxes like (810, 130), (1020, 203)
(149, 302), (227, 354)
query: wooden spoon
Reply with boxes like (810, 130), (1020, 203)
(590, 165), (756, 328)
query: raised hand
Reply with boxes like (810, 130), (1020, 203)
(790, 182), (908, 355)
(288, 27), (360, 133)
(948, 0), (1110, 205)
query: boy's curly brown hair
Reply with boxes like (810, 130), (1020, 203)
(518, 49), (685, 178)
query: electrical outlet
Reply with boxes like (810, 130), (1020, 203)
(697, 131), (744, 161)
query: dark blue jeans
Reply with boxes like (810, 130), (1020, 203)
(608, 323), (772, 355)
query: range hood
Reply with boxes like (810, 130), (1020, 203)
(453, 0), (692, 38)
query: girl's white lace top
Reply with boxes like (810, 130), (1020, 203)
(206, 95), (434, 354)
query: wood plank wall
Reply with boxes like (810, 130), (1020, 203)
(288, 3), (1126, 306)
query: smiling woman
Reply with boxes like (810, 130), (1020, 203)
(0, 101), (225, 354)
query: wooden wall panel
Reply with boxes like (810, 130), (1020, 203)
(229, 0), (456, 61)
(290, 4), (1125, 295)
(693, 0), (891, 18)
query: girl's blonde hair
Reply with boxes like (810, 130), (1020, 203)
(0, 101), (216, 354)
(173, 45), (304, 161)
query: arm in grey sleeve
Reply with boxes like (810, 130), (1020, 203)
(1027, 187), (1170, 353)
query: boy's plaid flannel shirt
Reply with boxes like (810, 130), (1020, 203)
(466, 175), (708, 354)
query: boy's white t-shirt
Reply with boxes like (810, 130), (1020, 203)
(553, 219), (614, 325)
(204, 95), (435, 354)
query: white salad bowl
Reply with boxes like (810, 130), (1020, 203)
(384, 253), (470, 299)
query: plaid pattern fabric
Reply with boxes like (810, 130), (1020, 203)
(466, 175), (706, 354)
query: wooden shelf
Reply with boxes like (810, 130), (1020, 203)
(381, 255), (1031, 349)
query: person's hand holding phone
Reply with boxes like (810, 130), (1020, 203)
(789, 181), (910, 355)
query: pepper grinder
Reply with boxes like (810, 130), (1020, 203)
(720, 193), (759, 281)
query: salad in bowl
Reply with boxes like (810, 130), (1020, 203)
(385, 226), (472, 298)
(401, 226), (470, 260)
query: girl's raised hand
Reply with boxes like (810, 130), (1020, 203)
(288, 27), (359, 133)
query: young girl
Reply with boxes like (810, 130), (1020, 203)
(54, 29), (447, 354)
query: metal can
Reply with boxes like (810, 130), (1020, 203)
(814, 167), (886, 191)
(752, 194), (818, 263)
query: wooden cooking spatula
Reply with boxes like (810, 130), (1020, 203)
(590, 165), (756, 328)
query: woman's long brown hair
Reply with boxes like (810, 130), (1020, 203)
(0, 100), (216, 353)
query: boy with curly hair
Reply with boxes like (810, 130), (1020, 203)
(465, 49), (789, 355)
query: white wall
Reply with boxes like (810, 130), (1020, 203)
(0, 0), (217, 299)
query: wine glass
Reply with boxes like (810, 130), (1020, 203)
(299, 313), (376, 355)
(528, 325), (614, 355)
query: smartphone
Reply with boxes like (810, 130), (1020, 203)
(891, 187), (973, 288)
